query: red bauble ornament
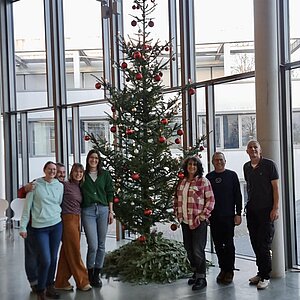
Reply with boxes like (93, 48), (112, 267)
(170, 223), (178, 231)
(188, 87), (196, 96)
(158, 136), (166, 143)
(126, 128), (134, 135)
(154, 74), (161, 81)
(161, 118), (168, 125)
(133, 51), (142, 59)
(175, 138), (181, 144)
(136, 73), (143, 80)
(131, 20), (137, 27)
(131, 173), (140, 181)
(132, 5), (136, 9)
(165, 46), (169, 51)
(177, 129), (184, 136)
(200, 145), (205, 151)
(148, 20), (154, 27)
(144, 209), (152, 216)
(121, 62), (127, 69)
(110, 126), (117, 133)
(111, 106), (116, 112)
(84, 135), (90, 141)
(177, 172), (185, 179)
(113, 197), (120, 203)
(138, 235), (146, 242)
(95, 82), (101, 89)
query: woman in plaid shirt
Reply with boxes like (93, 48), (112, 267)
(174, 156), (215, 291)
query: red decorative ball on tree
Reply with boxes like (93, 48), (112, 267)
(113, 197), (120, 203)
(158, 136), (166, 143)
(110, 126), (117, 133)
(148, 20), (154, 27)
(138, 235), (146, 243)
(95, 82), (101, 89)
(84, 135), (90, 141)
(131, 173), (140, 181)
(121, 62), (128, 69)
(154, 74), (161, 82)
(175, 138), (181, 144)
(177, 129), (184, 136)
(111, 106), (116, 112)
(200, 145), (205, 151)
(136, 73), (143, 80)
(126, 128), (134, 135)
(133, 51), (142, 59)
(170, 223), (178, 231)
(165, 46), (169, 51)
(161, 118), (168, 125)
(177, 171), (185, 179)
(131, 20), (137, 27)
(144, 209), (152, 216)
(188, 87), (196, 96)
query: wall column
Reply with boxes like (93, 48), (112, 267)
(254, 0), (285, 277)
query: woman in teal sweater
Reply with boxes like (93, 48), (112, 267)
(81, 149), (114, 288)
(20, 161), (64, 300)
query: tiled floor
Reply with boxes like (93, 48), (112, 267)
(1, 229), (300, 300)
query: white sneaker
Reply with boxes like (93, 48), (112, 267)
(257, 279), (269, 290)
(249, 275), (261, 285)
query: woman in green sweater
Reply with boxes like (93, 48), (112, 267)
(81, 149), (114, 288)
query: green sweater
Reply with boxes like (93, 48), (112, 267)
(81, 169), (114, 208)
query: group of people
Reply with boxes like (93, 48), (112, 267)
(19, 149), (114, 300)
(18, 139), (279, 298)
(174, 140), (279, 291)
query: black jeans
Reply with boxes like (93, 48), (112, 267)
(210, 215), (235, 272)
(246, 207), (275, 280)
(181, 221), (207, 277)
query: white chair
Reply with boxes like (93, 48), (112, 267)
(0, 199), (9, 232)
(10, 198), (26, 229)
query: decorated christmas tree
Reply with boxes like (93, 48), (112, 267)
(87, 0), (207, 283)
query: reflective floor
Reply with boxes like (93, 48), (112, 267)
(1, 229), (300, 300)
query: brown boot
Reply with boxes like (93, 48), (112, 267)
(36, 290), (45, 300)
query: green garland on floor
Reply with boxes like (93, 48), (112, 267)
(102, 232), (213, 284)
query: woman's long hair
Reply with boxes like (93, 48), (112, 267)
(69, 163), (84, 183)
(85, 149), (102, 176)
(181, 156), (204, 178)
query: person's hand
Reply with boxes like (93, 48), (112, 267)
(19, 232), (27, 239)
(108, 211), (114, 224)
(270, 208), (279, 222)
(25, 182), (35, 193)
(234, 215), (242, 226)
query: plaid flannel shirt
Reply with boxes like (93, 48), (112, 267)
(174, 176), (215, 229)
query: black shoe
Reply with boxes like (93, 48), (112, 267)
(45, 285), (60, 299)
(222, 271), (234, 284)
(216, 270), (226, 283)
(31, 284), (38, 293)
(192, 278), (207, 291)
(187, 273), (196, 285)
(92, 268), (103, 288)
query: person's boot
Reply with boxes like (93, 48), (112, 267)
(45, 285), (60, 299)
(36, 290), (45, 300)
(88, 268), (94, 285)
(92, 268), (103, 288)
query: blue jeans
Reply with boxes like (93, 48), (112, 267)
(82, 204), (109, 269)
(32, 222), (62, 291)
(24, 224), (38, 286)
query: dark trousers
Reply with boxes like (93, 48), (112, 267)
(246, 208), (274, 280)
(181, 221), (207, 277)
(210, 215), (235, 272)
(32, 222), (63, 291)
(24, 224), (38, 285)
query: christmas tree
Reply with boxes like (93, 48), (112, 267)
(87, 0), (207, 283)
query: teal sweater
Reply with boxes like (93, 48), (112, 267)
(81, 169), (114, 208)
(20, 177), (63, 232)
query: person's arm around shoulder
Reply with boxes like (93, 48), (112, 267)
(199, 177), (215, 221)
(19, 190), (34, 238)
(270, 178), (280, 222)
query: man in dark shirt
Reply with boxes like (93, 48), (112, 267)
(206, 152), (242, 285)
(244, 140), (279, 290)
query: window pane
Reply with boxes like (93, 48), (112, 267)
(223, 115), (238, 149)
(13, 0), (48, 110)
(241, 115), (256, 146)
(63, 0), (104, 103)
(289, 0), (300, 63)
